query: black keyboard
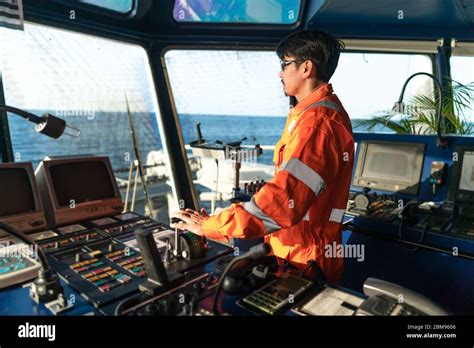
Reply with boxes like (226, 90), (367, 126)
(241, 273), (314, 315)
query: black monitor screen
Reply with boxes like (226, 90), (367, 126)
(0, 168), (36, 217)
(459, 151), (474, 192)
(49, 161), (116, 207)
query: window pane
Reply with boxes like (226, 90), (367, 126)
(164, 49), (434, 212)
(451, 56), (474, 123)
(78, 0), (133, 13)
(165, 50), (287, 211)
(0, 24), (173, 220)
(173, 0), (301, 24)
(332, 53), (433, 133)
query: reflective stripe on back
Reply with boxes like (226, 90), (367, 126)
(300, 100), (341, 115)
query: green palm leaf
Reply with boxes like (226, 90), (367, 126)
(360, 77), (473, 135)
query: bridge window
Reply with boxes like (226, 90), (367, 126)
(164, 49), (434, 212)
(450, 56), (474, 123)
(332, 52), (433, 133)
(0, 23), (174, 220)
(173, 0), (301, 24)
(164, 49), (287, 211)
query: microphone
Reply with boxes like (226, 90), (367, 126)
(0, 105), (80, 139)
(36, 113), (81, 138)
(393, 72), (446, 147)
(212, 243), (271, 315)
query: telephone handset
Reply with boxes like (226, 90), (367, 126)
(214, 255), (279, 295)
(356, 278), (449, 316)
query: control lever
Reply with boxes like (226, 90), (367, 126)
(164, 239), (172, 264)
(170, 217), (183, 257)
(134, 228), (184, 296)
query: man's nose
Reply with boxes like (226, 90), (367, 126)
(279, 70), (284, 79)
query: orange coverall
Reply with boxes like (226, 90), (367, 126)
(201, 83), (354, 284)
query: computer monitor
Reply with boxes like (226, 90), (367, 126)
(353, 141), (425, 195)
(35, 156), (124, 227)
(0, 162), (47, 235)
(449, 145), (474, 202)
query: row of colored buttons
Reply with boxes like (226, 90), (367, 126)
(40, 232), (100, 251)
(82, 266), (116, 280)
(120, 259), (145, 277)
(106, 219), (162, 235)
(71, 260), (104, 273)
(96, 273), (131, 292)
(70, 257), (100, 269)
(104, 219), (149, 235)
(75, 264), (132, 292)
(105, 249), (136, 262)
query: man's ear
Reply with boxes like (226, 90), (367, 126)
(303, 60), (317, 79)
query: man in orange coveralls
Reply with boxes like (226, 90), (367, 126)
(172, 30), (354, 284)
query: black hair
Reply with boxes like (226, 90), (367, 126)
(276, 30), (344, 82)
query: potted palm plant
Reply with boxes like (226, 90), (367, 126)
(355, 79), (474, 135)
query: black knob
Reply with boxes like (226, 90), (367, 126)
(145, 303), (159, 315)
(158, 296), (176, 315)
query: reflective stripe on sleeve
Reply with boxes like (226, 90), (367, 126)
(242, 196), (281, 233)
(303, 211), (310, 221)
(280, 158), (326, 195)
(329, 208), (345, 223)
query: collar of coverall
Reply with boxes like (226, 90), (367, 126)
(292, 82), (334, 116)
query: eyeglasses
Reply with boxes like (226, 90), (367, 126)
(280, 60), (303, 71)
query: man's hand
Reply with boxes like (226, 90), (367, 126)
(170, 208), (209, 235)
